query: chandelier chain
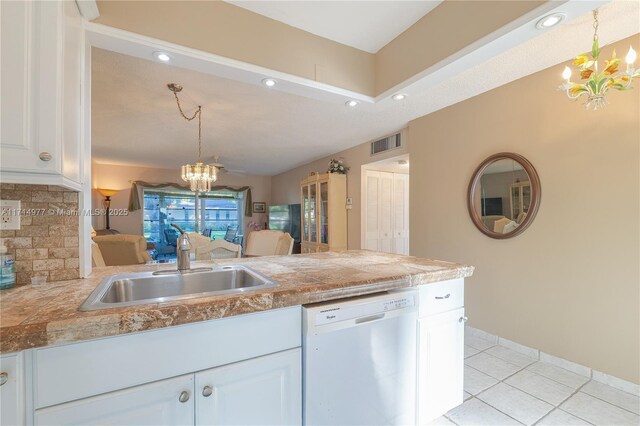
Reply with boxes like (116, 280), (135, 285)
(171, 89), (203, 161)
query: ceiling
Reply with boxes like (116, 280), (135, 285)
(92, 0), (639, 176)
(224, 1), (442, 53)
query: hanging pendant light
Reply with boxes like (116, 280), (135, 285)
(559, 9), (639, 110)
(168, 83), (218, 192)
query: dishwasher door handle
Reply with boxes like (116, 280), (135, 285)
(355, 313), (385, 324)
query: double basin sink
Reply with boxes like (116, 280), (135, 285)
(80, 265), (276, 311)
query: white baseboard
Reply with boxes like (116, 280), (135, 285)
(497, 336), (539, 359)
(592, 370), (640, 397)
(539, 351), (591, 378)
(465, 326), (639, 396)
(464, 326), (498, 344)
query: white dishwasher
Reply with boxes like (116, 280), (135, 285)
(303, 290), (417, 426)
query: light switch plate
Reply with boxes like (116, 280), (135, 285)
(0, 200), (21, 230)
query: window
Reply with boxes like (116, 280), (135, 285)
(143, 189), (243, 248)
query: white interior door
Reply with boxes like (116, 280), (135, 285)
(393, 174), (409, 255)
(364, 170), (409, 255)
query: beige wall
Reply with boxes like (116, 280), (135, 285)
(375, 1), (544, 93)
(271, 132), (408, 250)
(94, 1), (375, 96)
(408, 35), (640, 383)
(92, 163), (272, 236)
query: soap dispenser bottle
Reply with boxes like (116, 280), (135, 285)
(0, 243), (15, 289)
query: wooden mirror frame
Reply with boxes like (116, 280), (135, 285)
(467, 152), (541, 239)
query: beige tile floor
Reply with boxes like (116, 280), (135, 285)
(430, 334), (640, 426)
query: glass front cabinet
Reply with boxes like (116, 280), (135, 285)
(300, 173), (347, 253)
(510, 181), (531, 222)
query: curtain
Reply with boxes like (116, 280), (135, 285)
(128, 181), (253, 217)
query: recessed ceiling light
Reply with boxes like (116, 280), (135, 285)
(262, 78), (277, 87)
(345, 100), (359, 107)
(392, 93), (407, 101)
(153, 51), (171, 62)
(536, 13), (565, 29)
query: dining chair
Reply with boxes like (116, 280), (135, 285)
(209, 239), (242, 259)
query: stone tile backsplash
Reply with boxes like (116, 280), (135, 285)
(0, 184), (80, 286)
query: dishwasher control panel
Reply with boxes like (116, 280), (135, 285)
(312, 293), (415, 325)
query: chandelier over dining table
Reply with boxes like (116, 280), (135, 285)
(168, 83), (218, 192)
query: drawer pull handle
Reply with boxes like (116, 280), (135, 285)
(178, 391), (190, 403)
(0, 372), (7, 386)
(435, 293), (451, 300)
(459, 316), (468, 323)
(202, 386), (213, 397)
(39, 152), (52, 162)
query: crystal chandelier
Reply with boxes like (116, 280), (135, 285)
(168, 83), (218, 192)
(559, 9), (638, 110)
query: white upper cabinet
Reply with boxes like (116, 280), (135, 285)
(0, 1), (84, 190)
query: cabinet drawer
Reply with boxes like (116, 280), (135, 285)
(34, 307), (301, 409)
(418, 279), (464, 317)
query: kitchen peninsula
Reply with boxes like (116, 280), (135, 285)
(0, 250), (473, 425)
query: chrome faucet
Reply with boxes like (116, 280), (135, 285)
(171, 223), (191, 272)
(152, 224), (212, 276)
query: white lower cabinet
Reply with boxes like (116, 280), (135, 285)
(34, 375), (195, 426)
(417, 308), (465, 424)
(195, 349), (301, 425)
(1, 353), (24, 426)
(29, 308), (302, 425)
(33, 350), (301, 426)
(417, 280), (466, 424)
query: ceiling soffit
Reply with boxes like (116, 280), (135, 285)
(92, 0), (565, 98)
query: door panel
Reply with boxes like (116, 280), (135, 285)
(378, 172), (394, 253)
(196, 349), (301, 426)
(34, 375), (194, 426)
(393, 174), (409, 255)
(0, 1), (60, 174)
(365, 172), (379, 250)
(417, 308), (465, 424)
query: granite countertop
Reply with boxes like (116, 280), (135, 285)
(0, 250), (474, 353)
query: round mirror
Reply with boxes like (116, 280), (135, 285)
(468, 153), (541, 239)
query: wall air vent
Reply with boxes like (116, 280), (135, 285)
(370, 133), (402, 156)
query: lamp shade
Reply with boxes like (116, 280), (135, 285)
(97, 188), (117, 198)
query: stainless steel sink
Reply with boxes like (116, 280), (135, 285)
(80, 265), (276, 311)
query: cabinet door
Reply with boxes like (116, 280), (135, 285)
(1, 353), (24, 426)
(0, 1), (61, 175)
(34, 374), (194, 426)
(319, 180), (329, 244)
(417, 308), (465, 425)
(195, 348), (301, 426)
(302, 185), (310, 243)
(309, 183), (317, 243)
